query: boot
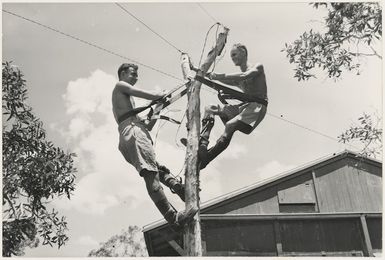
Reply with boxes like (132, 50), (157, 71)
(158, 164), (185, 202)
(155, 198), (177, 225)
(198, 115), (215, 166)
(155, 199), (198, 230)
(176, 206), (199, 227)
(201, 115), (215, 138)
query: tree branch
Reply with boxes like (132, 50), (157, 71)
(2, 215), (33, 224)
(369, 45), (382, 59)
(4, 194), (17, 218)
(348, 51), (381, 58)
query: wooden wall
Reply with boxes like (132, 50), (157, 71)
(204, 157), (382, 215)
(144, 154), (382, 256)
(200, 214), (381, 256)
(315, 158), (382, 212)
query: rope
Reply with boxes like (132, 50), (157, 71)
(198, 22), (221, 67)
(175, 110), (187, 149)
(2, 9), (183, 82)
(210, 23), (221, 74)
(115, 3), (183, 53)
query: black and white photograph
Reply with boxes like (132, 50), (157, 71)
(2, 1), (382, 257)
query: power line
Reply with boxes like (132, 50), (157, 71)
(2, 9), (182, 82)
(115, 3), (183, 54)
(267, 112), (359, 150)
(3, 9), (357, 151)
(196, 3), (219, 24)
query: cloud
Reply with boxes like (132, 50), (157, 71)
(219, 142), (247, 159)
(76, 235), (99, 247)
(253, 160), (295, 183)
(67, 116), (94, 138)
(63, 69), (115, 116)
(200, 165), (224, 201)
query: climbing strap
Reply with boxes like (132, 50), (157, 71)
(118, 83), (189, 125)
(194, 75), (268, 106)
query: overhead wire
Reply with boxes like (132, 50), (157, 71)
(113, 0), (360, 153)
(196, 3), (219, 24)
(115, 3), (184, 54)
(267, 112), (360, 150)
(3, 8), (359, 158)
(2, 9), (183, 82)
(191, 8), (356, 151)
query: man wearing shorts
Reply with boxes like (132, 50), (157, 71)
(199, 43), (268, 169)
(112, 63), (197, 228)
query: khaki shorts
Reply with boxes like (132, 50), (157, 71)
(222, 102), (267, 131)
(118, 118), (158, 175)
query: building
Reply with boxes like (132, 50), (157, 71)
(143, 150), (382, 256)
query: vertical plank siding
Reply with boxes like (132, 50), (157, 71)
(202, 220), (276, 255)
(145, 154), (382, 256)
(366, 217), (382, 250)
(201, 215), (381, 256)
(205, 185), (279, 214)
(205, 157), (381, 215)
(315, 159), (382, 213)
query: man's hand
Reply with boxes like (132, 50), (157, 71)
(207, 72), (225, 80)
(154, 90), (167, 99)
(153, 102), (163, 115)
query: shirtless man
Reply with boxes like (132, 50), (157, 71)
(112, 63), (197, 228)
(199, 43), (268, 169)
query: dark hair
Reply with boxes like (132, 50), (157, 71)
(118, 63), (138, 80)
(233, 43), (248, 57)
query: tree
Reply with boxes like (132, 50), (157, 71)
(283, 3), (382, 81)
(88, 226), (148, 257)
(2, 62), (77, 256)
(338, 112), (382, 159)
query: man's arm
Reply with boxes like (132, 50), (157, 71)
(116, 81), (164, 100)
(211, 77), (239, 86)
(116, 81), (165, 131)
(210, 63), (264, 84)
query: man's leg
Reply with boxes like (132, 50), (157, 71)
(157, 163), (185, 202)
(200, 119), (251, 169)
(142, 170), (197, 227)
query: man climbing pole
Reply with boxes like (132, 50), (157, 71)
(112, 63), (198, 229)
(198, 43), (268, 169)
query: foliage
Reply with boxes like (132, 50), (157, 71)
(88, 226), (148, 257)
(2, 62), (77, 256)
(283, 3), (382, 81)
(338, 113), (382, 159)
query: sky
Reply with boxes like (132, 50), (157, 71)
(2, 1), (383, 257)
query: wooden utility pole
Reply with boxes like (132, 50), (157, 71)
(182, 27), (229, 256)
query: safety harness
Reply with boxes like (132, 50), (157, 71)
(194, 75), (268, 106)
